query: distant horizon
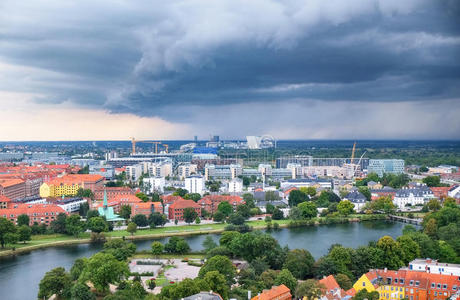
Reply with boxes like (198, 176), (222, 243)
(1, 138), (460, 143)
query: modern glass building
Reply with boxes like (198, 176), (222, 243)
(368, 159), (405, 177)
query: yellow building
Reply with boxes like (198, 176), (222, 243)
(39, 181), (80, 197)
(351, 270), (406, 300)
(353, 273), (377, 293)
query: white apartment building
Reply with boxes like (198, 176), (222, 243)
(393, 187), (434, 210)
(302, 166), (347, 178)
(228, 178), (243, 193)
(185, 175), (205, 195)
(56, 198), (87, 213)
(143, 177), (166, 193)
(409, 259), (460, 276)
(286, 163), (302, 179)
(126, 164), (144, 181)
(258, 164), (273, 176)
(177, 164), (198, 180)
(144, 161), (172, 178)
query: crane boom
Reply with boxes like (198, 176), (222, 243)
(351, 142), (356, 164)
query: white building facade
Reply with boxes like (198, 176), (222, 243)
(185, 175), (205, 195)
(143, 177), (166, 193)
(228, 178), (243, 193)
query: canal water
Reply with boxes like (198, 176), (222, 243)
(0, 221), (405, 300)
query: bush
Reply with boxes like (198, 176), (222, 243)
(136, 261), (163, 265)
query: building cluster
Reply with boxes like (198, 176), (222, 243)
(319, 259), (460, 300)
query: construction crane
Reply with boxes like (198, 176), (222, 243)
(350, 141), (356, 164)
(130, 138), (162, 154)
(162, 144), (169, 153)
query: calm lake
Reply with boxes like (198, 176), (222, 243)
(0, 220), (405, 300)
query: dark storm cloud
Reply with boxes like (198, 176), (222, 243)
(0, 0), (459, 118)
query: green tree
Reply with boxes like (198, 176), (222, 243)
(135, 192), (149, 202)
(217, 201), (233, 217)
(335, 273), (353, 290)
(213, 210), (226, 222)
(151, 241), (164, 256)
(423, 175), (441, 187)
(165, 236), (190, 254)
(337, 200), (354, 216)
(438, 240), (457, 262)
(376, 236), (404, 270)
(260, 269), (279, 289)
(51, 213), (67, 234)
(236, 203), (251, 219)
(184, 193), (201, 202)
(295, 279), (324, 300)
(119, 205), (132, 220)
(173, 188), (189, 197)
(77, 188), (94, 199)
(86, 210), (99, 220)
(103, 239), (137, 261)
(70, 282), (96, 300)
(131, 214), (148, 227)
(38, 267), (72, 300)
(353, 289), (380, 300)
(297, 201), (317, 219)
(80, 252), (129, 292)
(148, 212), (167, 227)
(16, 214), (29, 227)
(396, 235), (421, 264)
(203, 271), (229, 300)
(87, 216), (108, 233)
(195, 216), (201, 224)
(127, 222), (137, 236)
(427, 199), (441, 212)
(242, 193), (255, 207)
(288, 190), (308, 207)
(272, 208), (284, 220)
(79, 202), (90, 217)
(65, 214), (85, 237)
(183, 207), (198, 224)
(70, 258), (87, 280)
(423, 218), (438, 238)
(199, 255), (236, 285)
(203, 235), (218, 252)
(358, 186), (372, 201)
(283, 249), (315, 279)
(18, 225), (31, 243)
(274, 268), (297, 292)
(228, 212), (245, 225)
(0, 217), (16, 248)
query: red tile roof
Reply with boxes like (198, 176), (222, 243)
(251, 284), (291, 300)
(169, 199), (201, 209)
(319, 275), (341, 292)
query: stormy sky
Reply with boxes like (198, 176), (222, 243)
(0, 0), (459, 140)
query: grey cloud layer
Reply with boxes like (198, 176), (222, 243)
(0, 0), (459, 137)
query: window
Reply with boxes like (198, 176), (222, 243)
(410, 281), (414, 286)
(453, 285), (457, 291)
(362, 282), (365, 287)
(400, 279), (405, 284)
(415, 281), (420, 286)
(437, 284), (441, 289)
(432, 283), (436, 288)
(395, 278), (398, 283)
(434, 292), (437, 296)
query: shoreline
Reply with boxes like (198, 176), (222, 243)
(0, 216), (389, 258)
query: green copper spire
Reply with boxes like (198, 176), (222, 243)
(103, 189), (108, 208)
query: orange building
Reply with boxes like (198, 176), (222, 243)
(197, 195), (244, 214)
(0, 195), (12, 209)
(0, 179), (26, 200)
(251, 284), (292, 300)
(0, 203), (66, 225)
(168, 199), (201, 220)
(94, 187), (134, 201)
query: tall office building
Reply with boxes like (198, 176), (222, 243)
(368, 159), (405, 177)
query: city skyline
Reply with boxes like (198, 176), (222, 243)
(0, 0), (459, 140)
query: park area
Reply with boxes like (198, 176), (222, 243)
(129, 258), (203, 294)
